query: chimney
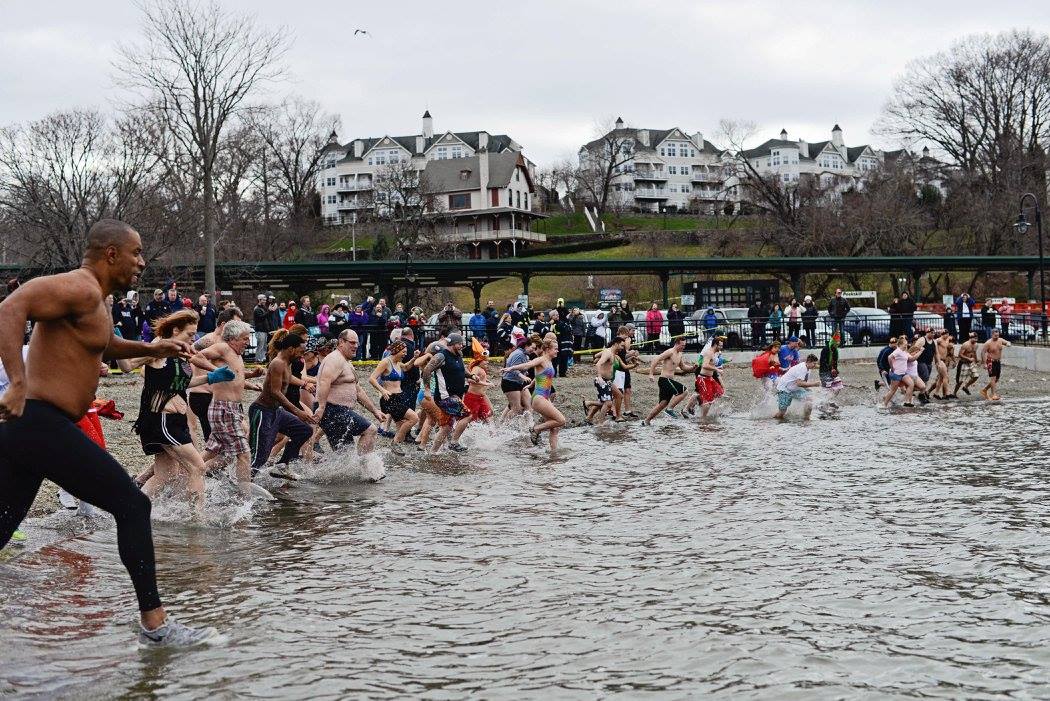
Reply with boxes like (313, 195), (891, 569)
(326, 130), (339, 147)
(831, 124), (843, 148)
(478, 132), (489, 151)
(798, 137), (808, 158)
(780, 128), (788, 141)
(638, 129), (650, 147)
(422, 110), (433, 139)
(478, 152), (489, 206)
(692, 131), (704, 149)
(615, 116), (624, 129)
(415, 136), (424, 153)
(353, 140), (363, 158)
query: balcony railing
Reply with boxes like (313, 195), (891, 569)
(690, 172), (721, 182)
(438, 228), (547, 244)
(635, 189), (669, 198)
(336, 182), (373, 192)
(633, 170), (668, 181)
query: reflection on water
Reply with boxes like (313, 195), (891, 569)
(4, 399), (1050, 697)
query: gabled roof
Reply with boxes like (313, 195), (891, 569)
(741, 138), (797, 159)
(582, 126), (723, 155)
(807, 140), (833, 157)
(422, 152), (533, 194)
(846, 145), (876, 163)
(334, 130), (518, 164)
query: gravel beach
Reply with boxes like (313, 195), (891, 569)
(23, 355), (1050, 518)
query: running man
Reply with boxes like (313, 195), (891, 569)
(420, 332), (473, 453)
(952, 332), (980, 397)
(195, 320), (255, 491)
(774, 353), (821, 420)
(583, 336), (625, 424)
(248, 332), (315, 478)
(979, 328), (1012, 401)
(313, 330), (384, 456)
(692, 336), (726, 421)
(643, 336), (695, 426)
(0, 219), (217, 645)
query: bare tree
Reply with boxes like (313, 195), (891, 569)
(878, 30), (1050, 182)
(116, 0), (289, 293)
(365, 159), (448, 259)
(575, 119), (635, 216)
(252, 97), (340, 225)
(0, 109), (180, 269)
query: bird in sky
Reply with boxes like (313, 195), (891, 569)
(354, 29), (371, 37)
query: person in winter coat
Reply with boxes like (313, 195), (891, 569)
(316, 304), (331, 337)
(531, 311), (550, 337)
(801, 296), (819, 348)
(785, 299), (802, 340)
(768, 303), (784, 341)
(701, 307), (718, 339)
(469, 310), (488, 340)
(570, 308), (588, 350)
(283, 302), (298, 330)
(748, 300), (768, 348)
(998, 300), (1013, 339)
(589, 311), (609, 349)
(611, 300), (634, 327)
(897, 292), (917, 339)
(644, 302), (664, 348)
(552, 310), (575, 377)
(484, 302), (499, 342)
(666, 303), (686, 341)
(955, 292), (976, 338)
(327, 302), (350, 339)
(495, 313), (513, 355)
(827, 288), (851, 338)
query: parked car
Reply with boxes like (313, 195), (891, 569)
(912, 311), (945, 334)
(839, 307), (892, 345)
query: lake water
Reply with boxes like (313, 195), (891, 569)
(3, 398), (1050, 698)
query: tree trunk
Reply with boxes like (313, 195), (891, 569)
(203, 162), (217, 295)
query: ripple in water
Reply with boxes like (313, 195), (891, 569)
(3, 398), (1050, 698)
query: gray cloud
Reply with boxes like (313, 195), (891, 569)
(3, 0), (1049, 163)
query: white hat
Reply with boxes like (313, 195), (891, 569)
(804, 295), (813, 303)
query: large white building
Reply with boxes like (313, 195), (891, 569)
(736, 125), (881, 194)
(317, 111), (544, 258)
(578, 117), (726, 214)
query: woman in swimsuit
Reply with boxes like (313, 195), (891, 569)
(503, 338), (566, 451)
(120, 310), (227, 517)
(368, 341), (419, 455)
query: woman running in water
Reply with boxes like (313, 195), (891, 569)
(503, 338), (566, 451)
(500, 336), (535, 422)
(120, 310), (231, 517)
(368, 340), (420, 455)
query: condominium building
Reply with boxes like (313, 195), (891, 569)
(578, 117), (726, 214)
(737, 125), (881, 192)
(317, 111), (544, 258)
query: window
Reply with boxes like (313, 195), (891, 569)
(659, 148), (665, 156)
(524, 193), (529, 209)
(436, 146), (448, 160)
(326, 195), (337, 204)
(451, 146), (463, 158)
(667, 145), (677, 157)
(516, 191), (521, 208)
(515, 169), (520, 182)
(449, 193), (470, 210)
(325, 177), (336, 187)
(668, 165), (677, 175)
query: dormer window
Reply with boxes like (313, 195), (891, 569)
(459, 169), (471, 181)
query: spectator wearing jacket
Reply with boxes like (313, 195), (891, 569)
(532, 311), (550, 337)
(827, 288), (851, 338)
(327, 301), (351, 339)
(701, 307), (718, 339)
(644, 302), (664, 348)
(955, 293), (976, 338)
(667, 303), (686, 341)
(469, 309), (487, 341)
(252, 294), (272, 362)
(898, 292), (917, 339)
(392, 302), (409, 327)
(998, 300), (1013, 339)
(495, 313), (513, 355)
(144, 288), (169, 325)
(800, 296), (818, 348)
(317, 304), (331, 337)
(283, 302), (298, 330)
(611, 300), (634, 327)
(164, 287), (184, 313)
(944, 305), (959, 340)
(748, 300), (768, 348)
(369, 298), (391, 359)
(588, 311), (609, 349)
(197, 294), (217, 335)
(349, 305), (370, 360)
(113, 292), (143, 341)
(552, 310), (574, 377)
(785, 299), (802, 340)
(436, 301), (461, 330)
(570, 308), (588, 350)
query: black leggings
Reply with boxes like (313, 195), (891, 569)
(188, 391), (212, 440)
(0, 400), (161, 612)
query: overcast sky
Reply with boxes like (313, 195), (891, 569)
(3, 0), (1050, 165)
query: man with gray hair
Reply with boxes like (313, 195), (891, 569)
(252, 293), (271, 363)
(192, 319), (254, 490)
(313, 329), (385, 459)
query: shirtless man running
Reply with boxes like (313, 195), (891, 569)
(0, 219), (217, 646)
(187, 306), (259, 444)
(583, 336), (626, 424)
(931, 330), (952, 399)
(952, 332), (980, 397)
(194, 320), (255, 490)
(979, 328), (1012, 401)
(693, 336), (725, 421)
(248, 332), (315, 478)
(314, 329), (384, 456)
(643, 336), (695, 426)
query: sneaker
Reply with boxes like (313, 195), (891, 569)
(918, 394), (930, 405)
(874, 380), (881, 391)
(961, 387), (971, 395)
(139, 618), (221, 647)
(390, 444), (405, 456)
(641, 420), (650, 426)
(683, 407), (696, 418)
(663, 409), (678, 418)
(9, 529), (27, 547)
(903, 402), (915, 408)
(268, 467), (302, 481)
(529, 430), (540, 446)
(377, 428), (395, 439)
(625, 411), (639, 419)
(448, 443), (468, 453)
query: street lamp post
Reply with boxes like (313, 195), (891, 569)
(1014, 193), (1046, 340)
